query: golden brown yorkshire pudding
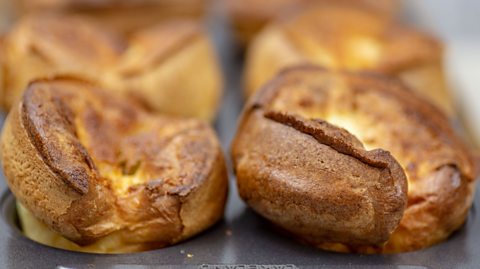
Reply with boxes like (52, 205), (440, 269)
(0, 78), (228, 253)
(232, 66), (477, 253)
(0, 14), (222, 120)
(14, 0), (209, 34)
(227, 0), (399, 45)
(245, 5), (454, 116)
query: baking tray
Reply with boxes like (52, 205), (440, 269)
(1, 2), (480, 269)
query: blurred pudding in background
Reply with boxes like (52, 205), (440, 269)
(226, 0), (400, 46)
(12, 0), (211, 33)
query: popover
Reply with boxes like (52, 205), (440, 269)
(0, 15), (222, 120)
(14, 0), (209, 34)
(232, 66), (477, 253)
(245, 5), (454, 116)
(1, 78), (228, 253)
(227, 0), (399, 45)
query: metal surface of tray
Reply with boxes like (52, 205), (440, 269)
(1, 1), (480, 268)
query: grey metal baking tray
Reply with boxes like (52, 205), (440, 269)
(1, 1), (480, 268)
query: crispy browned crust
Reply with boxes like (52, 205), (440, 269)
(227, 0), (399, 45)
(15, 0), (208, 33)
(1, 78), (228, 251)
(244, 5), (453, 116)
(232, 66), (476, 253)
(1, 14), (222, 120)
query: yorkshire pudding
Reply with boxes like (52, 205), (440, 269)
(14, 0), (209, 34)
(232, 66), (476, 253)
(245, 5), (453, 116)
(0, 78), (228, 253)
(227, 0), (399, 45)
(0, 15), (222, 120)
